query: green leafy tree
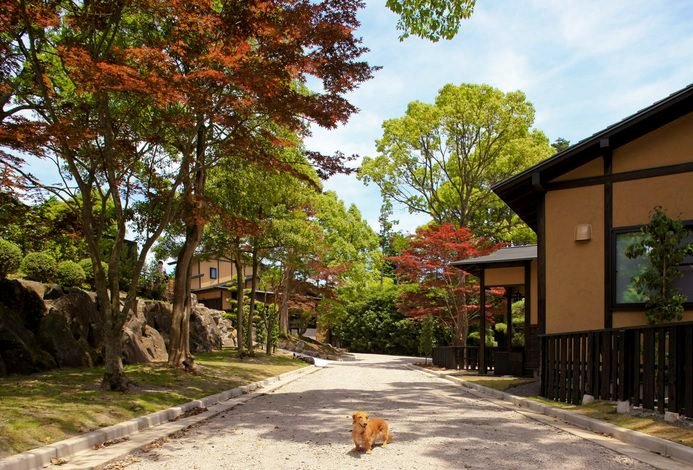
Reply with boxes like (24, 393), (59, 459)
(625, 207), (693, 324)
(360, 83), (553, 243)
(334, 285), (420, 355)
(551, 137), (571, 153)
(386, 0), (476, 41)
(0, 238), (21, 278)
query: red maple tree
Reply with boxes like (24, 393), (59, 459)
(390, 223), (501, 346)
(0, 0), (375, 388)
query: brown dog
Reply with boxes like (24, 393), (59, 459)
(351, 411), (392, 454)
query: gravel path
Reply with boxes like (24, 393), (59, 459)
(116, 354), (652, 470)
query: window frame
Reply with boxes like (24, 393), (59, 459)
(611, 220), (693, 311)
(209, 266), (218, 280)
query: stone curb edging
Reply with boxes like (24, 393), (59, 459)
(410, 366), (693, 468)
(0, 365), (316, 470)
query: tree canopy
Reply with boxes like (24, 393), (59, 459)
(386, 0), (476, 42)
(360, 83), (552, 244)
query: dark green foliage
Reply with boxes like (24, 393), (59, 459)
(0, 195), (88, 262)
(21, 252), (57, 283)
(78, 258), (108, 289)
(551, 137), (570, 153)
(335, 287), (421, 355)
(138, 261), (167, 300)
(55, 261), (86, 287)
(255, 303), (280, 352)
(418, 315), (435, 361)
(625, 207), (693, 324)
(0, 238), (22, 278)
(467, 329), (498, 348)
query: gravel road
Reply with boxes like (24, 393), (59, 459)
(116, 353), (653, 470)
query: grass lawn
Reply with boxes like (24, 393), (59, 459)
(458, 375), (537, 391)
(0, 350), (307, 458)
(454, 374), (693, 449)
(528, 397), (693, 448)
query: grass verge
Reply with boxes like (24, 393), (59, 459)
(458, 375), (537, 391)
(0, 349), (307, 458)
(525, 397), (693, 448)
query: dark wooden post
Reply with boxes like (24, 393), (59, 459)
(506, 287), (513, 352)
(479, 269), (487, 374)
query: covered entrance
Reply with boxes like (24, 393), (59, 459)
(449, 245), (539, 376)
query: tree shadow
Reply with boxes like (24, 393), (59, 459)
(130, 356), (650, 469)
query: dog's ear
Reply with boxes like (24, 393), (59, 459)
(352, 413), (356, 422)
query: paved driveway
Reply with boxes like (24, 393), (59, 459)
(118, 354), (652, 469)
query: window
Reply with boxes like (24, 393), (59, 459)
(210, 267), (218, 280)
(614, 226), (693, 306)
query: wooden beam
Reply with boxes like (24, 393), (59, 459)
(537, 195), (546, 335)
(603, 143), (614, 329)
(545, 162), (693, 191)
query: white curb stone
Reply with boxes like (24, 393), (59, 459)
(616, 400), (632, 414)
(410, 366), (693, 469)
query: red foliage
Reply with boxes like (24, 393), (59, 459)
(390, 223), (502, 344)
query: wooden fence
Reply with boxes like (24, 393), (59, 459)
(541, 321), (693, 417)
(431, 346), (495, 371)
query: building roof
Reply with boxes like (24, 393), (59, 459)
(192, 281), (274, 296)
(450, 245), (536, 277)
(493, 84), (693, 230)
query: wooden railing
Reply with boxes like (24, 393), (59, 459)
(541, 322), (693, 417)
(431, 346), (496, 371)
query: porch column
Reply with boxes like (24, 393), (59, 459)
(479, 269), (487, 374)
(506, 287), (513, 352)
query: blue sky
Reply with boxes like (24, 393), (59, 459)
(308, 0), (693, 233)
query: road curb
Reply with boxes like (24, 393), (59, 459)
(0, 364), (317, 470)
(410, 365), (693, 469)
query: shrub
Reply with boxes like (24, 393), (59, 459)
(0, 238), (22, 278)
(21, 251), (57, 282)
(56, 260), (86, 287)
(79, 258), (108, 288)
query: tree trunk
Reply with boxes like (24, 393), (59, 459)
(246, 246), (258, 354)
(233, 253), (245, 356)
(168, 221), (203, 370)
(279, 266), (292, 335)
(168, 116), (208, 370)
(102, 323), (128, 391)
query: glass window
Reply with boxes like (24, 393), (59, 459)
(210, 267), (218, 280)
(615, 229), (693, 305)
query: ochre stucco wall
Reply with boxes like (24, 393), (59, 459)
(613, 172), (693, 227)
(192, 259), (237, 289)
(550, 157), (604, 182)
(613, 113), (693, 173)
(545, 185), (604, 333)
(613, 310), (693, 328)
(485, 266), (525, 287)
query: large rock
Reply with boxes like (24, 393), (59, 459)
(38, 312), (93, 368)
(189, 303), (223, 352)
(0, 279), (57, 374)
(143, 301), (172, 348)
(0, 279), (46, 332)
(0, 304), (57, 374)
(122, 301), (168, 364)
(44, 289), (103, 363)
(209, 310), (236, 348)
